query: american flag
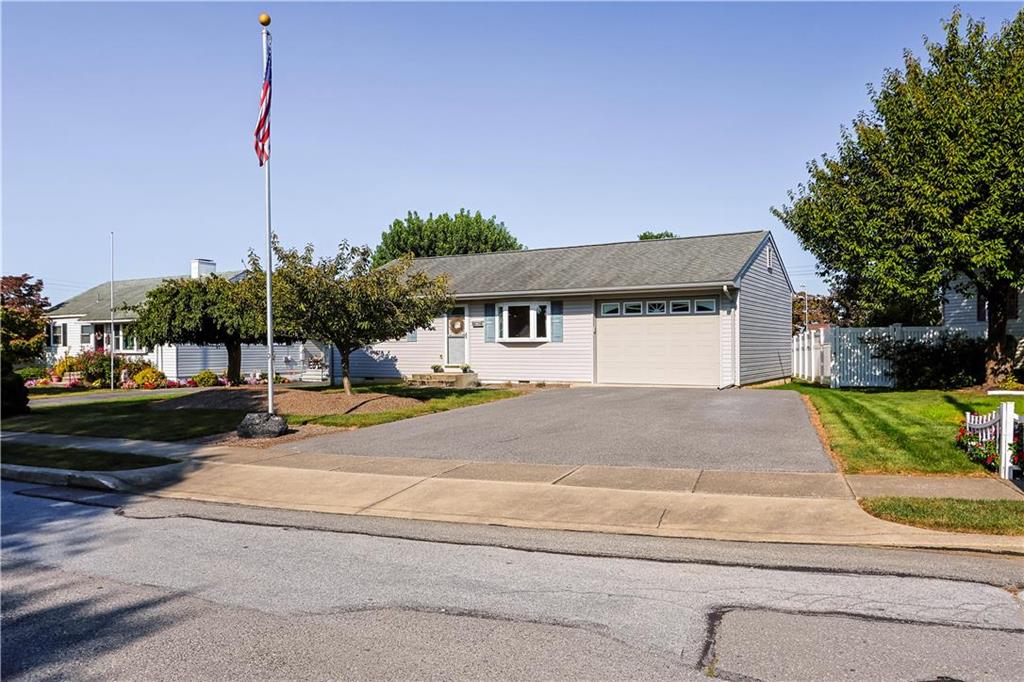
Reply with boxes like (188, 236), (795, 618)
(254, 36), (272, 166)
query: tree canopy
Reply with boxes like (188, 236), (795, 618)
(129, 270), (297, 384)
(372, 210), (523, 267)
(275, 242), (452, 394)
(773, 9), (1024, 384)
(1, 274), (50, 365)
(637, 230), (679, 240)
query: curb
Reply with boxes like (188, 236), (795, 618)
(1, 461), (193, 492)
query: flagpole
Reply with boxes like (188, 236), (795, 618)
(260, 15), (274, 414)
(110, 231), (115, 391)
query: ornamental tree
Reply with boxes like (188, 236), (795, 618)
(772, 9), (1024, 385)
(1, 273), (50, 365)
(274, 241), (452, 394)
(129, 269), (298, 384)
(371, 209), (523, 267)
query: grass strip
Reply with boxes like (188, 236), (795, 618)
(860, 496), (1024, 536)
(2, 443), (176, 471)
(288, 387), (521, 428)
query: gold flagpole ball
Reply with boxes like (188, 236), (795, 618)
(258, 13), (272, 26)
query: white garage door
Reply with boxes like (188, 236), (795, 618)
(596, 299), (720, 386)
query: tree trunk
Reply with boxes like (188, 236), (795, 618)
(226, 340), (243, 385)
(983, 282), (1013, 388)
(341, 348), (352, 395)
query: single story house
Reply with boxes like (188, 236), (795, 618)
(44, 259), (311, 381)
(347, 230), (795, 387)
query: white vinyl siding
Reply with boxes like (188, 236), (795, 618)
(942, 276), (1024, 339)
(469, 297), (594, 383)
(737, 239), (793, 384)
(347, 322), (446, 379)
(719, 294), (736, 387)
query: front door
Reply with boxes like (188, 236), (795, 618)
(446, 306), (467, 366)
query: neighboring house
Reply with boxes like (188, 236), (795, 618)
(45, 259), (308, 381)
(346, 230), (794, 387)
(942, 276), (1024, 338)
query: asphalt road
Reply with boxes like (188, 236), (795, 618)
(277, 386), (834, 472)
(3, 481), (1021, 681)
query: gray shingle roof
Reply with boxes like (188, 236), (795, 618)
(409, 230), (769, 296)
(48, 272), (242, 320)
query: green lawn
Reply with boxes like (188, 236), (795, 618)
(861, 496), (1024, 535)
(2, 443), (176, 471)
(288, 385), (522, 428)
(2, 397), (246, 442)
(28, 386), (122, 400)
(771, 382), (1024, 474)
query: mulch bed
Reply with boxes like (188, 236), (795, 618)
(187, 423), (348, 449)
(153, 386), (421, 416)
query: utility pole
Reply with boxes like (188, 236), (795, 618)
(803, 283), (809, 331)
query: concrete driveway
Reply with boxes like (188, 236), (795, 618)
(277, 387), (833, 473)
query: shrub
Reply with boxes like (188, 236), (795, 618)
(1, 359), (29, 416)
(120, 358), (154, 379)
(132, 367), (167, 387)
(16, 366), (47, 381)
(77, 350), (116, 383)
(52, 355), (83, 378)
(192, 369), (219, 387)
(866, 330), (986, 390)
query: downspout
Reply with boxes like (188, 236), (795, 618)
(723, 285), (741, 388)
(719, 286), (736, 389)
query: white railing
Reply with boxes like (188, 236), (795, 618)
(792, 329), (830, 384)
(964, 402), (1020, 480)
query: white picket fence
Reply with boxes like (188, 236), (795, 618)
(964, 402), (1021, 480)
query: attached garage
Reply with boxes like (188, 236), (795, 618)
(595, 297), (721, 386)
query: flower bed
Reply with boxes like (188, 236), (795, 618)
(955, 421), (1023, 471)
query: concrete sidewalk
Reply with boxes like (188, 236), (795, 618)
(2, 431), (1022, 553)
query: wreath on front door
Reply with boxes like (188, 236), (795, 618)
(449, 318), (465, 335)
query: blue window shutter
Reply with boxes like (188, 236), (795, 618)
(551, 301), (563, 342)
(405, 329), (417, 342)
(484, 304), (496, 343)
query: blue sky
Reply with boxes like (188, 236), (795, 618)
(4, 2), (1021, 302)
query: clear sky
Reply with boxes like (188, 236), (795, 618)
(4, 2), (1021, 303)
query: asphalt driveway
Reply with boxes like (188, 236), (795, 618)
(277, 387), (833, 472)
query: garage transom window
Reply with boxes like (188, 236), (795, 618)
(695, 298), (717, 314)
(497, 302), (549, 342)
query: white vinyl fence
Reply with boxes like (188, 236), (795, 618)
(964, 402), (1021, 480)
(792, 324), (944, 388)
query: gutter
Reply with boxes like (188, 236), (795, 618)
(452, 281), (737, 300)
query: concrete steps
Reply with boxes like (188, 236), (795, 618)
(408, 372), (479, 388)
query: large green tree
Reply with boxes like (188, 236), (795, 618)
(2, 274), (50, 365)
(372, 209), (523, 267)
(773, 10), (1024, 385)
(130, 270), (296, 384)
(275, 242), (452, 394)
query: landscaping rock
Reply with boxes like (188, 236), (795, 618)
(237, 412), (288, 438)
